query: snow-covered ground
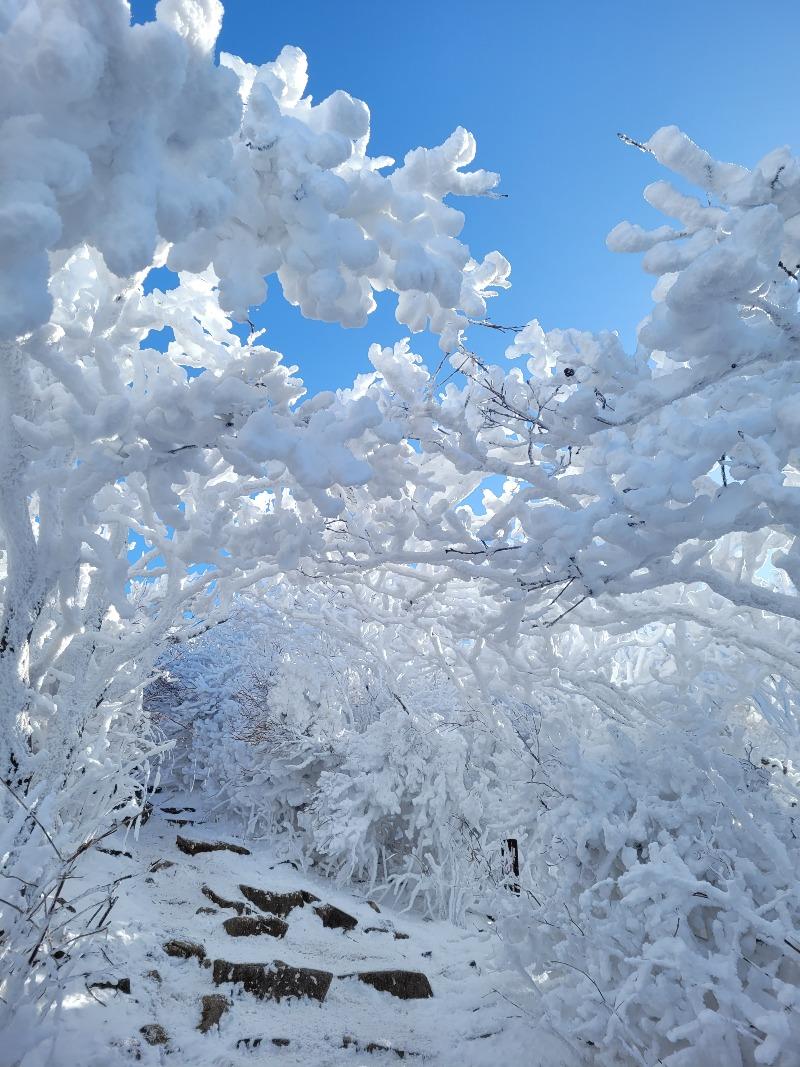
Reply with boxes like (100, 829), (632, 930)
(52, 792), (569, 1066)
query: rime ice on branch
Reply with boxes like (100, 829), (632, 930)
(0, 0), (508, 344)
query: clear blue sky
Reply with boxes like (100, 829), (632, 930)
(133, 0), (800, 394)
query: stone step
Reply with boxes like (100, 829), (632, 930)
(343, 970), (434, 1000)
(239, 884), (319, 916)
(163, 938), (206, 963)
(212, 959), (334, 1002)
(314, 903), (359, 931)
(176, 834), (250, 857)
(222, 914), (288, 939)
(201, 883), (249, 914)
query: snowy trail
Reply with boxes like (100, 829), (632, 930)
(53, 792), (567, 1066)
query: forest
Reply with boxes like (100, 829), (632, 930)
(2, 2), (799, 1064)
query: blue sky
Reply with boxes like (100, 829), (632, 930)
(133, 0), (800, 394)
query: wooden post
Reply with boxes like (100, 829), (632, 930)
(502, 837), (520, 895)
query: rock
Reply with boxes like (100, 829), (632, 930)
(176, 834), (250, 857)
(149, 859), (175, 873)
(236, 1038), (262, 1050)
(162, 806), (196, 815)
(212, 959), (333, 1002)
(421, 951), (432, 959)
(110, 1037), (142, 1061)
(196, 906), (217, 915)
(145, 970), (162, 983)
(353, 970), (433, 1000)
(163, 938), (206, 962)
(314, 903), (358, 932)
(167, 818), (194, 827)
(366, 1042), (412, 1058)
(342, 1036), (413, 1058)
(272, 1038), (290, 1047)
(97, 847), (133, 859)
(238, 885), (319, 917)
(124, 802), (153, 828)
(363, 925), (407, 939)
(139, 1024), (168, 1046)
(88, 977), (131, 994)
(366, 900), (381, 913)
(197, 993), (230, 1033)
(201, 884), (246, 914)
(223, 914), (288, 938)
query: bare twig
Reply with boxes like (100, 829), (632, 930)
(468, 318), (525, 334)
(1, 779), (64, 861)
(617, 132), (652, 155)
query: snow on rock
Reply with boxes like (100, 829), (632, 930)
(351, 970), (434, 1001)
(314, 904), (359, 933)
(176, 834), (252, 857)
(196, 993), (230, 1034)
(222, 914), (288, 939)
(210, 958), (334, 1003)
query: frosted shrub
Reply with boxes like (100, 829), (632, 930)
(304, 704), (493, 920)
(156, 601), (517, 918)
(501, 712), (800, 1066)
(153, 603), (341, 838)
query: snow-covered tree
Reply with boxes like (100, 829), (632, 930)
(0, 0), (508, 1050)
